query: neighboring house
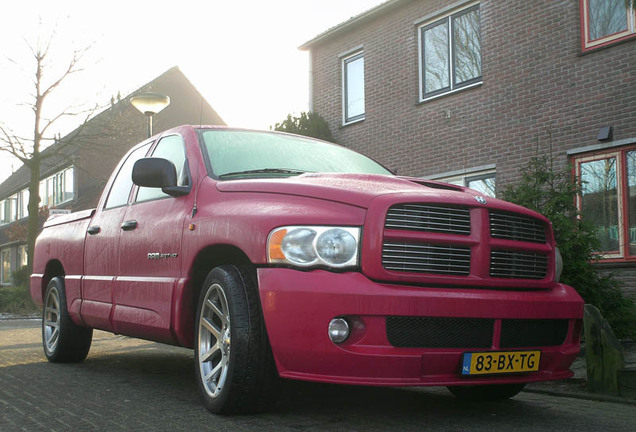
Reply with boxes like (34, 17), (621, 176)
(0, 66), (225, 285)
(300, 0), (636, 298)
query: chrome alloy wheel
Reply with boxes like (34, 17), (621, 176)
(43, 286), (61, 355)
(198, 283), (231, 399)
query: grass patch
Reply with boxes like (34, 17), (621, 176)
(0, 285), (40, 316)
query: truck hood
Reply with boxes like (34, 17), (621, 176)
(215, 173), (509, 210)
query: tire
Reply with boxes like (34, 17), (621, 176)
(194, 265), (277, 414)
(447, 383), (526, 401)
(42, 277), (93, 363)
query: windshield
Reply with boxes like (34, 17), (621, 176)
(199, 129), (392, 179)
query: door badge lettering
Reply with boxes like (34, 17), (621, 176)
(148, 252), (179, 260)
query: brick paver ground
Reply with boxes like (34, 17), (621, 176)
(1, 319), (635, 432)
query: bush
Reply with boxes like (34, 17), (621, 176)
(11, 267), (30, 288)
(0, 285), (38, 315)
(501, 155), (636, 338)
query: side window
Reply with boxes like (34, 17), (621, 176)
(342, 51), (365, 125)
(136, 135), (188, 203)
(104, 143), (151, 209)
(581, 0), (636, 50)
(419, 4), (481, 101)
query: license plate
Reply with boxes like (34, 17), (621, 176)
(461, 350), (541, 376)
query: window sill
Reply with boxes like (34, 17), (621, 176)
(592, 257), (636, 268)
(580, 33), (636, 55)
(341, 117), (365, 128)
(418, 81), (482, 104)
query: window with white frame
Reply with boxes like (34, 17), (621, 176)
(437, 168), (496, 197)
(18, 189), (28, 219)
(1, 249), (10, 285)
(342, 51), (365, 124)
(17, 245), (28, 269)
(0, 188), (30, 225)
(574, 147), (636, 259)
(581, 0), (636, 50)
(39, 166), (75, 208)
(419, 3), (481, 101)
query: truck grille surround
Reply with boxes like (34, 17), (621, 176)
(381, 204), (550, 283)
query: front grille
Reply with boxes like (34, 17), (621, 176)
(386, 317), (494, 348)
(500, 319), (569, 348)
(490, 250), (548, 279)
(386, 317), (569, 349)
(490, 211), (546, 243)
(385, 204), (471, 235)
(382, 242), (471, 276)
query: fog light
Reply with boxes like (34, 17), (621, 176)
(328, 318), (350, 344)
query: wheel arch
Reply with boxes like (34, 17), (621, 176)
(40, 260), (66, 302)
(176, 244), (255, 348)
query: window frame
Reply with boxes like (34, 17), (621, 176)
(1, 248), (11, 285)
(573, 146), (636, 260)
(431, 166), (496, 198)
(39, 166), (75, 209)
(581, 0), (636, 51)
(341, 50), (365, 125)
(418, 2), (482, 102)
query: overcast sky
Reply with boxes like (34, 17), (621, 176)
(0, 0), (386, 183)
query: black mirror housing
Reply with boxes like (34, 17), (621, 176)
(132, 158), (177, 188)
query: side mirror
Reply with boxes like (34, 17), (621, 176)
(132, 158), (177, 188)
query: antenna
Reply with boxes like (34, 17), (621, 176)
(199, 96), (203, 128)
(192, 161), (200, 218)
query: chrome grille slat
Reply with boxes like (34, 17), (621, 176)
(490, 250), (548, 279)
(382, 242), (471, 275)
(490, 211), (546, 243)
(382, 204), (551, 282)
(385, 204), (470, 235)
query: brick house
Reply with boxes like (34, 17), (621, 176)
(0, 66), (224, 285)
(300, 0), (636, 298)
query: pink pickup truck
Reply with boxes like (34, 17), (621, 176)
(31, 125), (583, 413)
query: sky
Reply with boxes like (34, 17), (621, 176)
(0, 0), (387, 183)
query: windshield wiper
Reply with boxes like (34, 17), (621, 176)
(218, 168), (308, 179)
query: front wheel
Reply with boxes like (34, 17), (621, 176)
(447, 383), (526, 401)
(194, 265), (277, 414)
(42, 277), (93, 362)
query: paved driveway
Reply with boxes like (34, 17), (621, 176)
(1, 319), (635, 432)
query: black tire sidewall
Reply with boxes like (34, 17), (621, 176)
(42, 277), (92, 363)
(194, 265), (273, 414)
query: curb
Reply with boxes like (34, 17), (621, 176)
(524, 386), (636, 406)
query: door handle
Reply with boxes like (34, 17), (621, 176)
(121, 220), (138, 231)
(87, 226), (101, 235)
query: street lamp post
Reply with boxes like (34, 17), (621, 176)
(130, 93), (171, 138)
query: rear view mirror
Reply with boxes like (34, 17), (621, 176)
(132, 158), (177, 188)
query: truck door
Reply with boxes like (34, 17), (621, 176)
(82, 143), (152, 331)
(113, 134), (191, 343)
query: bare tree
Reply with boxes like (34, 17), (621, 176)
(0, 33), (97, 273)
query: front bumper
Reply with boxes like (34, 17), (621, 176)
(258, 268), (583, 387)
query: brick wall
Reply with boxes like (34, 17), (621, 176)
(309, 0), (636, 184)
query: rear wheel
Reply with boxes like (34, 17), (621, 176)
(447, 383), (526, 401)
(42, 277), (93, 362)
(194, 265), (277, 414)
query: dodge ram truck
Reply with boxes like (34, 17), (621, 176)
(31, 125), (584, 414)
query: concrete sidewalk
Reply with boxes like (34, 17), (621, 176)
(525, 341), (636, 405)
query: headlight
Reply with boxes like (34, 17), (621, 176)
(554, 247), (563, 282)
(268, 226), (361, 269)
